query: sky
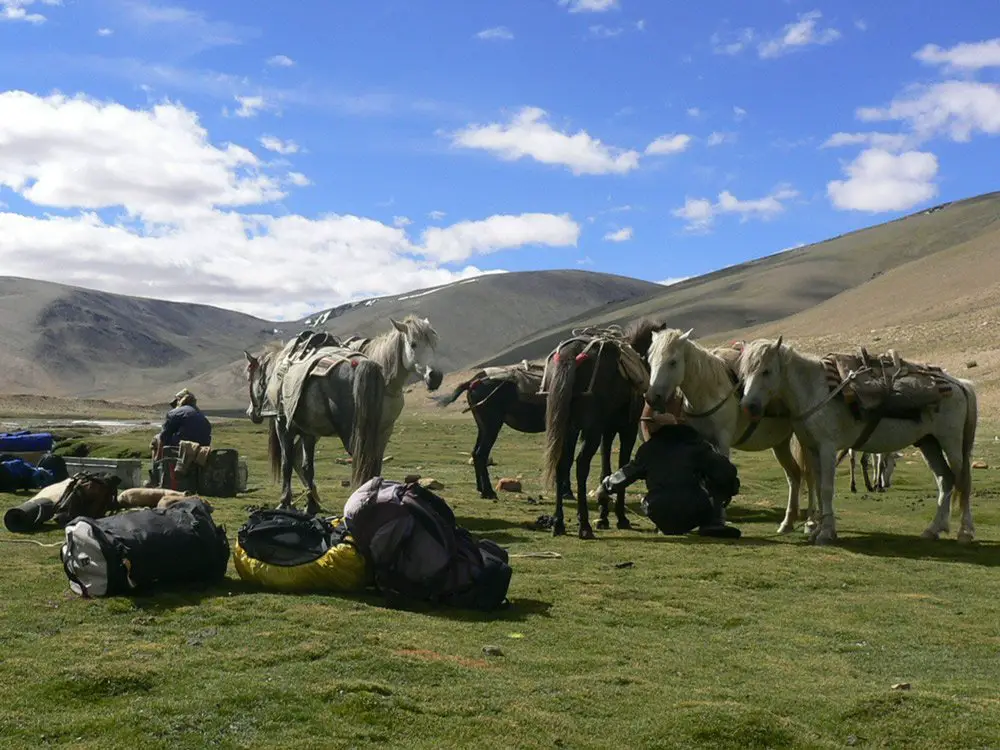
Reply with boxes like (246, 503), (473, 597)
(1, 0), (998, 321)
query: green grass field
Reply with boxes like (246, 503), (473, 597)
(2, 412), (1000, 749)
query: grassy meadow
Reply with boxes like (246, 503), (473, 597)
(2, 410), (1000, 749)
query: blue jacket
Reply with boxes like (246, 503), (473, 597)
(159, 405), (212, 447)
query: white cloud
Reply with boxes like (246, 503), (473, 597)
(673, 186), (798, 232)
(915, 38), (1000, 71)
(758, 11), (841, 59)
(266, 54), (296, 67)
(234, 95), (266, 118)
(659, 276), (691, 286)
(711, 28), (755, 56)
(451, 106), (640, 175)
(733, 105), (747, 121)
(1, 0), (58, 23)
(855, 19), (868, 32)
(428, 210), (446, 220)
(393, 216), (412, 228)
(259, 135), (299, 155)
(119, 0), (254, 54)
(603, 227), (633, 242)
(707, 131), (736, 147)
(687, 107), (701, 118)
(97, 27), (113, 36)
(420, 213), (580, 263)
(558, 0), (618, 12)
(0, 92), (582, 319)
(857, 81), (1000, 143)
(286, 172), (311, 187)
(645, 133), (691, 156)
(636, 20), (646, 32)
(589, 25), (624, 38)
(827, 148), (938, 213)
(0, 90), (281, 223)
(476, 26), (513, 41)
(821, 131), (911, 151)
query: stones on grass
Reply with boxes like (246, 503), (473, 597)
(496, 477), (522, 493)
(972, 461), (989, 470)
(965, 360), (978, 369)
(418, 478), (444, 491)
(404, 473), (421, 484)
(891, 682), (911, 691)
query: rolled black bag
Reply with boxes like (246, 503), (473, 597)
(60, 497), (230, 598)
(4, 497), (57, 533)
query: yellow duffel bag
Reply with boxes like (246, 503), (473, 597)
(232, 511), (369, 593)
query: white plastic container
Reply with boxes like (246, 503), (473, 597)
(62, 457), (143, 490)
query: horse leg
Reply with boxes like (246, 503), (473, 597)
(301, 434), (322, 516)
(615, 426), (638, 530)
(596, 430), (614, 530)
(277, 422), (297, 510)
(849, 450), (858, 493)
(552, 428), (577, 537)
(916, 437), (955, 541)
(810, 445), (838, 545)
(575, 430), (602, 540)
(773, 439), (803, 534)
(861, 452), (876, 493)
(474, 414), (502, 500)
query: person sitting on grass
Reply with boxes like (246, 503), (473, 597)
(150, 388), (213, 461)
(596, 394), (742, 539)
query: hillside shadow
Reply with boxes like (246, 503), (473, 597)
(835, 532), (1000, 567)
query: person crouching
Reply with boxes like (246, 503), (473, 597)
(596, 400), (742, 539)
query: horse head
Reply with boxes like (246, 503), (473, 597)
(244, 349), (269, 424)
(738, 336), (783, 421)
(391, 316), (443, 391)
(644, 327), (693, 411)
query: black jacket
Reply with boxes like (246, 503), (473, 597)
(600, 423), (740, 504)
(158, 405), (212, 447)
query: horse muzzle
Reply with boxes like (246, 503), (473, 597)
(246, 404), (264, 425)
(644, 390), (667, 412)
(424, 368), (443, 392)
(741, 399), (763, 422)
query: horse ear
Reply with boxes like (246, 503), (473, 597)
(773, 336), (783, 350)
(390, 318), (407, 333)
(680, 328), (694, 341)
(244, 350), (256, 364)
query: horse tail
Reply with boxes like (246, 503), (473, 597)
(267, 417), (281, 481)
(955, 378), (978, 510)
(435, 374), (478, 408)
(543, 353), (577, 489)
(350, 358), (386, 487)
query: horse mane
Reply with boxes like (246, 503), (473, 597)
(401, 314), (440, 349)
(651, 328), (733, 393)
(364, 315), (438, 385)
(253, 339), (286, 372)
(738, 337), (822, 380)
(623, 317), (668, 359)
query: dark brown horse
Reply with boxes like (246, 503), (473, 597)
(542, 323), (649, 539)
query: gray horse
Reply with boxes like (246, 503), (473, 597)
(244, 340), (386, 514)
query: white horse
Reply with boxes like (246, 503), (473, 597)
(643, 326), (802, 531)
(739, 337), (978, 545)
(843, 449), (900, 493)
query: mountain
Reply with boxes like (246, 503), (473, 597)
(479, 192), (1000, 370)
(0, 270), (663, 406)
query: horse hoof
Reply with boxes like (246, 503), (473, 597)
(814, 530), (837, 546)
(481, 492), (499, 501)
(552, 523), (567, 537)
(578, 526), (595, 540)
(958, 530), (975, 544)
(595, 519), (610, 530)
(777, 521), (795, 535)
(803, 520), (818, 534)
(616, 518), (633, 531)
(921, 528), (941, 541)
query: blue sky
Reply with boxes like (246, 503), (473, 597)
(1, 0), (998, 319)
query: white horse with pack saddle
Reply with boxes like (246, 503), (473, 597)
(738, 337), (978, 545)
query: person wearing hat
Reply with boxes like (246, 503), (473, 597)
(149, 388), (213, 462)
(596, 392), (742, 539)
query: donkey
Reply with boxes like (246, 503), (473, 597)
(641, 324), (802, 533)
(739, 337), (978, 545)
(542, 326), (646, 539)
(244, 340), (385, 514)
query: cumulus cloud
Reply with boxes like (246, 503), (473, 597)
(707, 131), (736, 147)
(393, 216), (412, 227)
(233, 95), (266, 118)
(733, 106), (747, 121)
(476, 26), (513, 40)
(428, 210), (447, 220)
(0, 91), (581, 318)
(421, 213), (580, 263)
(259, 135), (299, 154)
(857, 80), (1000, 143)
(827, 148), (938, 213)
(915, 38), (1000, 71)
(286, 172), (311, 187)
(821, 132), (910, 151)
(97, 27), (113, 36)
(1, 0), (59, 23)
(758, 10), (841, 59)
(645, 133), (691, 156)
(673, 186), (798, 232)
(558, 0), (618, 12)
(686, 107), (701, 118)
(603, 227), (633, 242)
(711, 28), (755, 56)
(266, 54), (296, 67)
(451, 106), (640, 175)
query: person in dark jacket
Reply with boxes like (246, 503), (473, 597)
(595, 408), (742, 539)
(150, 389), (212, 459)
